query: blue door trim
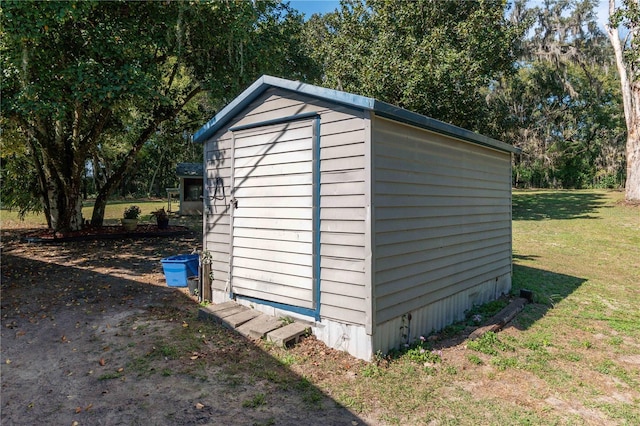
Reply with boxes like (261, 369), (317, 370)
(229, 114), (322, 322)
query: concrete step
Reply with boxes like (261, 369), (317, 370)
(198, 301), (312, 348)
(237, 316), (284, 340)
(267, 322), (310, 347)
(221, 308), (262, 329)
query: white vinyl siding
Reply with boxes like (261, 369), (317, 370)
(230, 120), (315, 309)
(372, 116), (512, 325)
(203, 88), (368, 325)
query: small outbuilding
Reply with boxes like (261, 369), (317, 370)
(175, 162), (203, 215)
(193, 75), (519, 360)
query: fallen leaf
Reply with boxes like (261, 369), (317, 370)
(117, 367), (124, 373)
(195, 402), (204, 409)
(190, 355), (199, 360)
(85, 403), (93, 411)
(99, 358), (106, 366)
(5, 359), (11, 365)
(75, 406), (82, 413)
(182, 322), (189, 328)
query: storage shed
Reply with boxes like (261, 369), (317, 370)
(193, 75), (519, 361)
(175, 162), (203, 215)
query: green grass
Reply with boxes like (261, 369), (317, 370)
(1, 198), (202, 231)
(6, 190), (638, 424)
(320, 190), (640, 424)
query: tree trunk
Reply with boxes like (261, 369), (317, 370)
(91, 87), (202, 226)
(625, 126), (640, 202)
(91, 123), (159, 226)
(607, 0), (640, 203)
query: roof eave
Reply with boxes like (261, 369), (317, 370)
(372, 101), (520, 154)
(193, 75), (520, 155)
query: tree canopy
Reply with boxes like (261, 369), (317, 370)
(1, 0), (637, 230)
(0, 0), (316, 231)
(304, 0), (526, 132)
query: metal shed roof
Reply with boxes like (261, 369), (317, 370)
(193, 75), (519, 154)
(176, 162), (203, 177)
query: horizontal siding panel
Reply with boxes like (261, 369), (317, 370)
(233, 247), (311, 266)
(233, 236), (313, 255)
(377, 225), (509, 247)
(376, 216), (505, 233)
(234, 173), (313, 188)
(234, 138), (311, 159)
(205, 214), (230, 226)
(234, 162), (310, 178)
(321, 129), (366, 148)
(375, 183), (508, 199)
(233, 227), (313, 243)
(321, 220), (366, 234)
(234, 207), (312, 220)
(376, 251), (511, 300)
(322, 258), (365, 273)
(376, 239), (511, 281)
(321, 207), (366, 221)
(321, 181), (366, 196)
(320, 244), (365, 259)
(234, 126), (311, 149)
(234, 185), (310, 198)
(321, 143), (365, 160)
(321, 280), (368, 299)
(320, 304), (366, 325)
(321, 157), (365, 172)
(206, 166), (231, 179)
(205, 242), (230, 255)
(321, 293), (365, 313)
(234, 267), (312, 288)
(321, 117), (365, 135)
(233, 282), (313, 309)
(321, 170), (365, 184)
(321, 268), (365, 286)
(234, 217), (312, 231)
(376, 205), (509, 220)
(234, 257), (312, 279)
(321, 195), (366, 208)
(234, 150), (312, 168)
(376, 262), (512, 324)
(319, 109), (365, 126)
(375, 145), (507, 171)
(375, 167), (507, 190)
(376, 194), (511, 210)
(238, 196), (312, 209)
(320, 232), (365, 247)
(377, 233), (510, 263)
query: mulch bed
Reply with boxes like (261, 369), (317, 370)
(23, 224), (191, 243)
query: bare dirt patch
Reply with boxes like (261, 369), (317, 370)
(1, 228), (363, 425)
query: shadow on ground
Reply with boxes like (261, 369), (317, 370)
(0, 234), (362, 426)
(509, 263), (587, 331)
(512, 190), (608, 220)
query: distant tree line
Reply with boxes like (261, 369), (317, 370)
(1, 0), (637, 232)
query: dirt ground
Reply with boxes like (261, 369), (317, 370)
(1, 227), (365, 425)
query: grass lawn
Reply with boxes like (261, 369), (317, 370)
(290, 189), (640, 424)
(0, 199), (200, 230)
(2, 190), (639, 424)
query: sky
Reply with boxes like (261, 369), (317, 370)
(288, 0), (340, 19)
(287, 0), (611, 29)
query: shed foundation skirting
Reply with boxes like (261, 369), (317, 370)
(373, 273), (511, 354)
(207, 289), (373, 360)
(208, 272), (510, 361)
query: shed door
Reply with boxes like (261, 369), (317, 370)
(230, 118), (317, 310)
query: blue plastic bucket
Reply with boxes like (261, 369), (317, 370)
(161, 254), (199, 287)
